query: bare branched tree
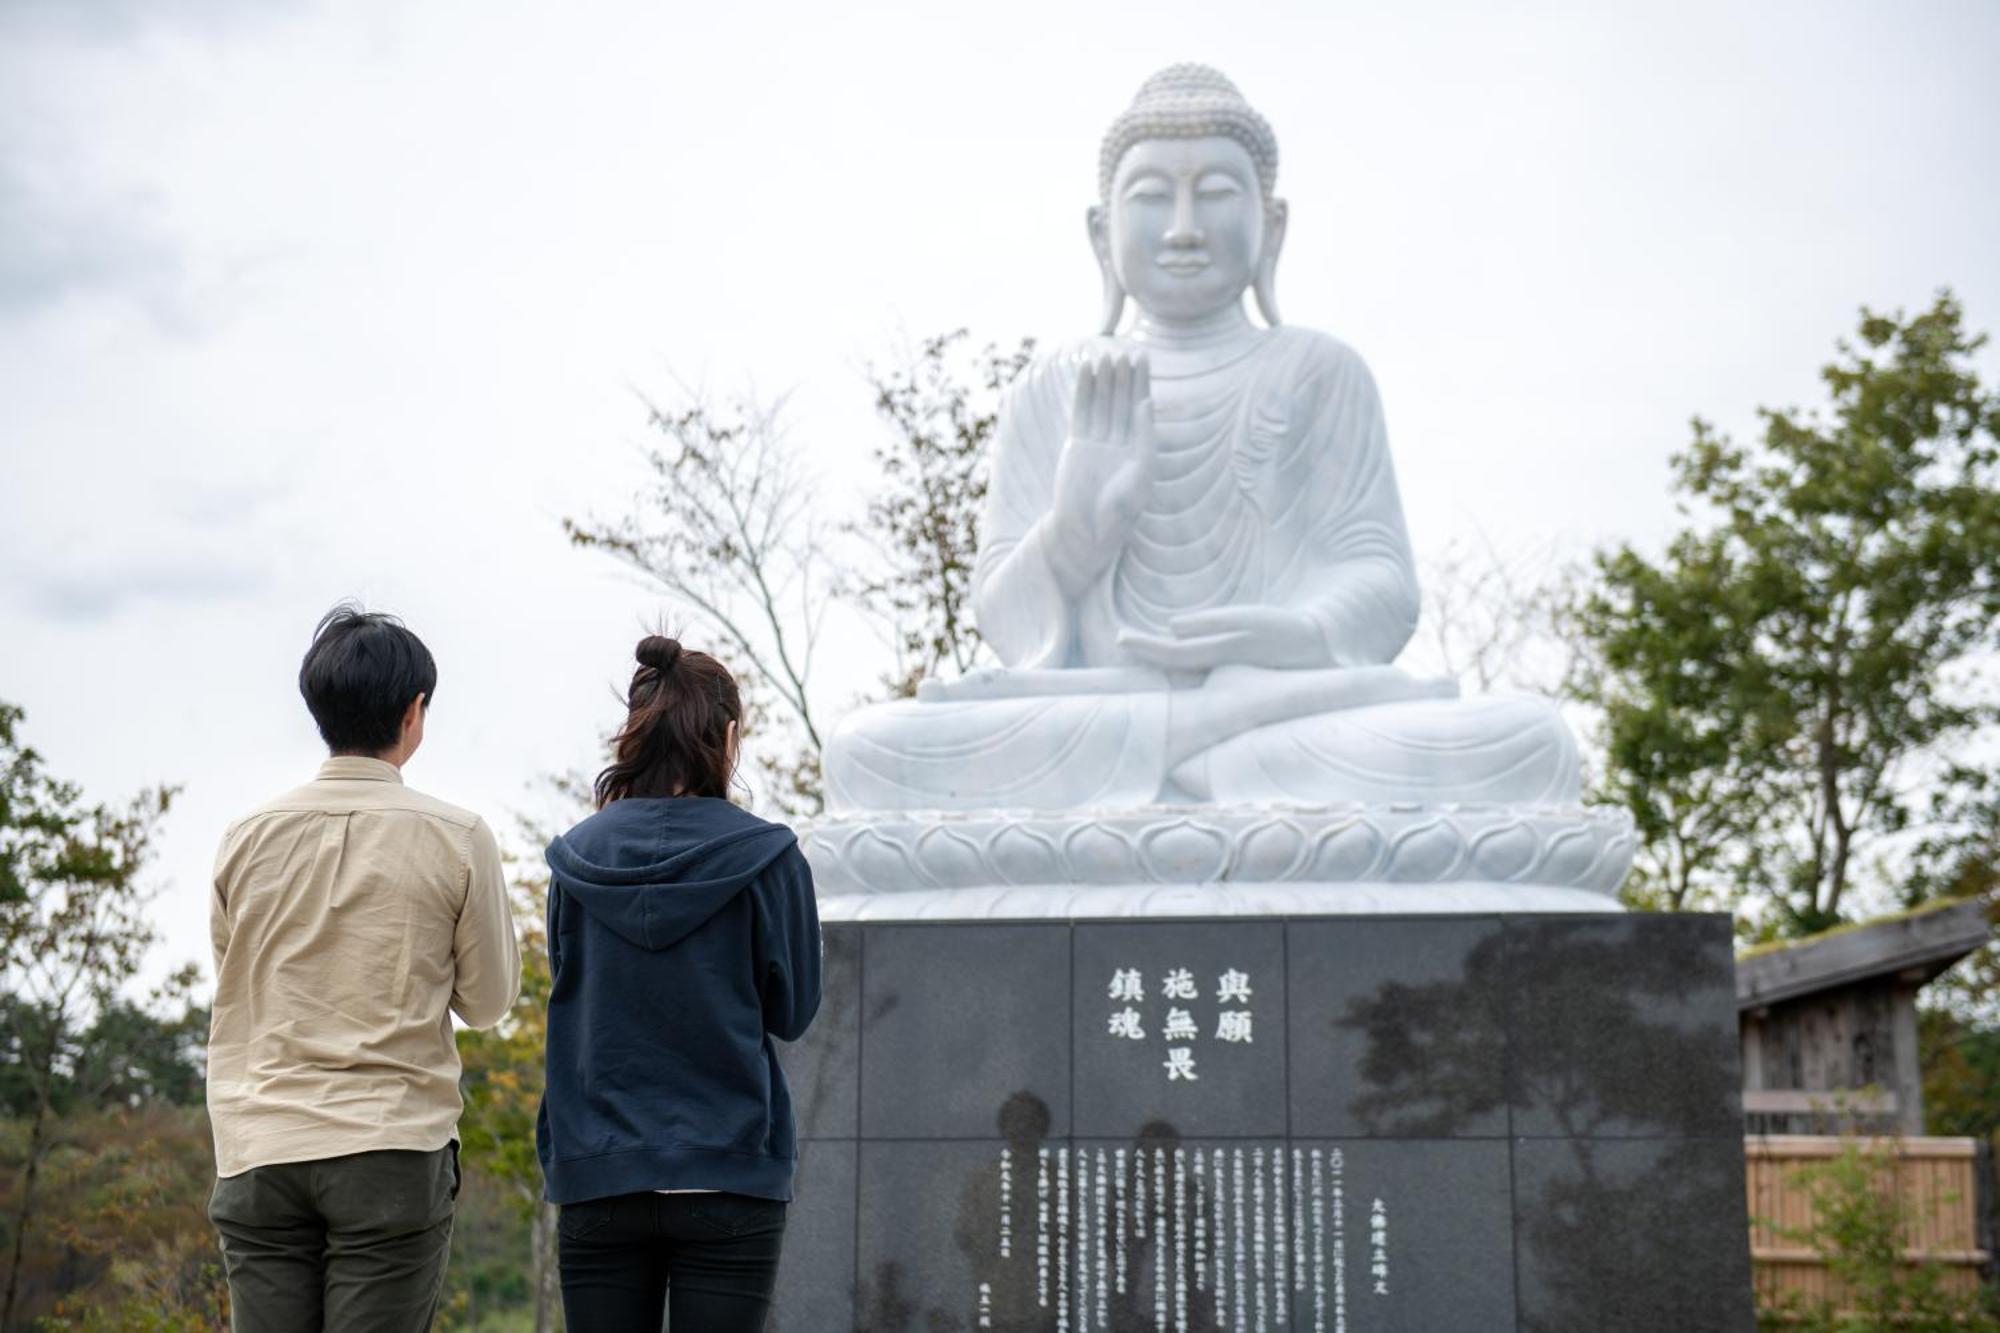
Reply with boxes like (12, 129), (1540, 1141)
(565, 392), (833, 815)
(564, 335), (1035, 812)
(1410, 530), (1577, 698)
(857, 330), (1034, 696)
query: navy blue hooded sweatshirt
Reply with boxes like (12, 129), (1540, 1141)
(536, 796), (821, 1205)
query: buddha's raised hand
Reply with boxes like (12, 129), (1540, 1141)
(1044, 351), (1156, 590)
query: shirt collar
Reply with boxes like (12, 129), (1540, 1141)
(316, 755), (405, 785)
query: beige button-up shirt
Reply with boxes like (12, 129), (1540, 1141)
(207, 756), (522, 1177)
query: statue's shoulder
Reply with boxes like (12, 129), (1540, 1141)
(1266, 325), (1372, 374)
(1262, 326), (1383, 403)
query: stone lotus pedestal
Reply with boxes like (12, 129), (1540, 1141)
(802, 802), (1637, 921)
(768, 912), (1756, 1333)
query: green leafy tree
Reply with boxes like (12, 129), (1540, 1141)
(1918, 1005), (2000, 1137)
(0, 701), (186, 1331)
(454, 877), (556, 1333)
(62, 979), (209, 1113)
(28, 1106), (230, 1332)
(1570, 294), (2000, 931)
(452, 790), (590, 1333)
(857, 330), (1035, 695)
(1757, 1140), (2000, 1331)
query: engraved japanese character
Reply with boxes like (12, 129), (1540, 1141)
(1108, 1007), (1146, 1040)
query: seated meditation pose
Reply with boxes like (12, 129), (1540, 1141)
(825, 64), (1580, 815)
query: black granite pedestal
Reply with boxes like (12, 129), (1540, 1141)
(770, 913), (1754, 1333)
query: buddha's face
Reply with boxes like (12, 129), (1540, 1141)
(1100, 135), (1267, 323)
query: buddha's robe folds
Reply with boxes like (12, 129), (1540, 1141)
(824, 328), (1579, 812)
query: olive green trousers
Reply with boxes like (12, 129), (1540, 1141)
(209, 1145), (458, 1333)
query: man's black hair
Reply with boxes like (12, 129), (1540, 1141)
(298, 602), (437, 755)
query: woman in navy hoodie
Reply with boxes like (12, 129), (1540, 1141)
(538, 634), (821, 1330)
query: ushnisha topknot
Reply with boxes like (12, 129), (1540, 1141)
(1098, 63), (1279, 204)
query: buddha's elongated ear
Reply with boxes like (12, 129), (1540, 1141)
(1088, 204), (1125, 336)
(1253, 197), (1288, 328)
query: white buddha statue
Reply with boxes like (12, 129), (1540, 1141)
(824, 64), (1579, 815)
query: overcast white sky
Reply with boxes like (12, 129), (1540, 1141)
(3, 0), (1997, 993)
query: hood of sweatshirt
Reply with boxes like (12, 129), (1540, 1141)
(544, 797), (797, 952)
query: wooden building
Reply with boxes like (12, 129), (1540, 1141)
(1736, 897), (1991, 1136)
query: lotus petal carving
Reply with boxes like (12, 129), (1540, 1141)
(1306, 818), (1383, 880)
(1468, 820), (1539, 880)
(1385, 817), (1466, 881)
(1137, 819), (1232, 882)
(1234, 818), (1311, 880)
(843, 826), (925, 889)
(1535, 822), (1606, 887)
(1062, 821), (1140, 883)
(988, 823), (1062, 885)
(914, 824), (988, 888)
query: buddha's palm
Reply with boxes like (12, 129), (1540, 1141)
(1118, 605), (1333, 671)
(1047, 352), (1155, 585)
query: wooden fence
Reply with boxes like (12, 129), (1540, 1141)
(1747, 1135), (1993, 1309)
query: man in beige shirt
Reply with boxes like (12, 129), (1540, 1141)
(207, 604), (521, 1332)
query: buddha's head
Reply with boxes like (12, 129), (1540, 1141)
(1091, 64), (1287, 335)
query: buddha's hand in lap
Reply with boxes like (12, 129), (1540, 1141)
(1118, 606), (1330, 671)
(1043, 351), (1156, 592)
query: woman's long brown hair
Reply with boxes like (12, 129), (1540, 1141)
(594, 635), (742, 806)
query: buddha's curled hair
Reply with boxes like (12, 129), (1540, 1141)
(594, 635), (742, 806)
(1098, 64), (1279, 203)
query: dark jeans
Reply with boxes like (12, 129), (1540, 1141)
(208, 1144), (459, 1332)
(558, 1191), (788, 1331)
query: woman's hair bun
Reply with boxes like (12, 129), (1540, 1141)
(636, 635), (683, 673)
